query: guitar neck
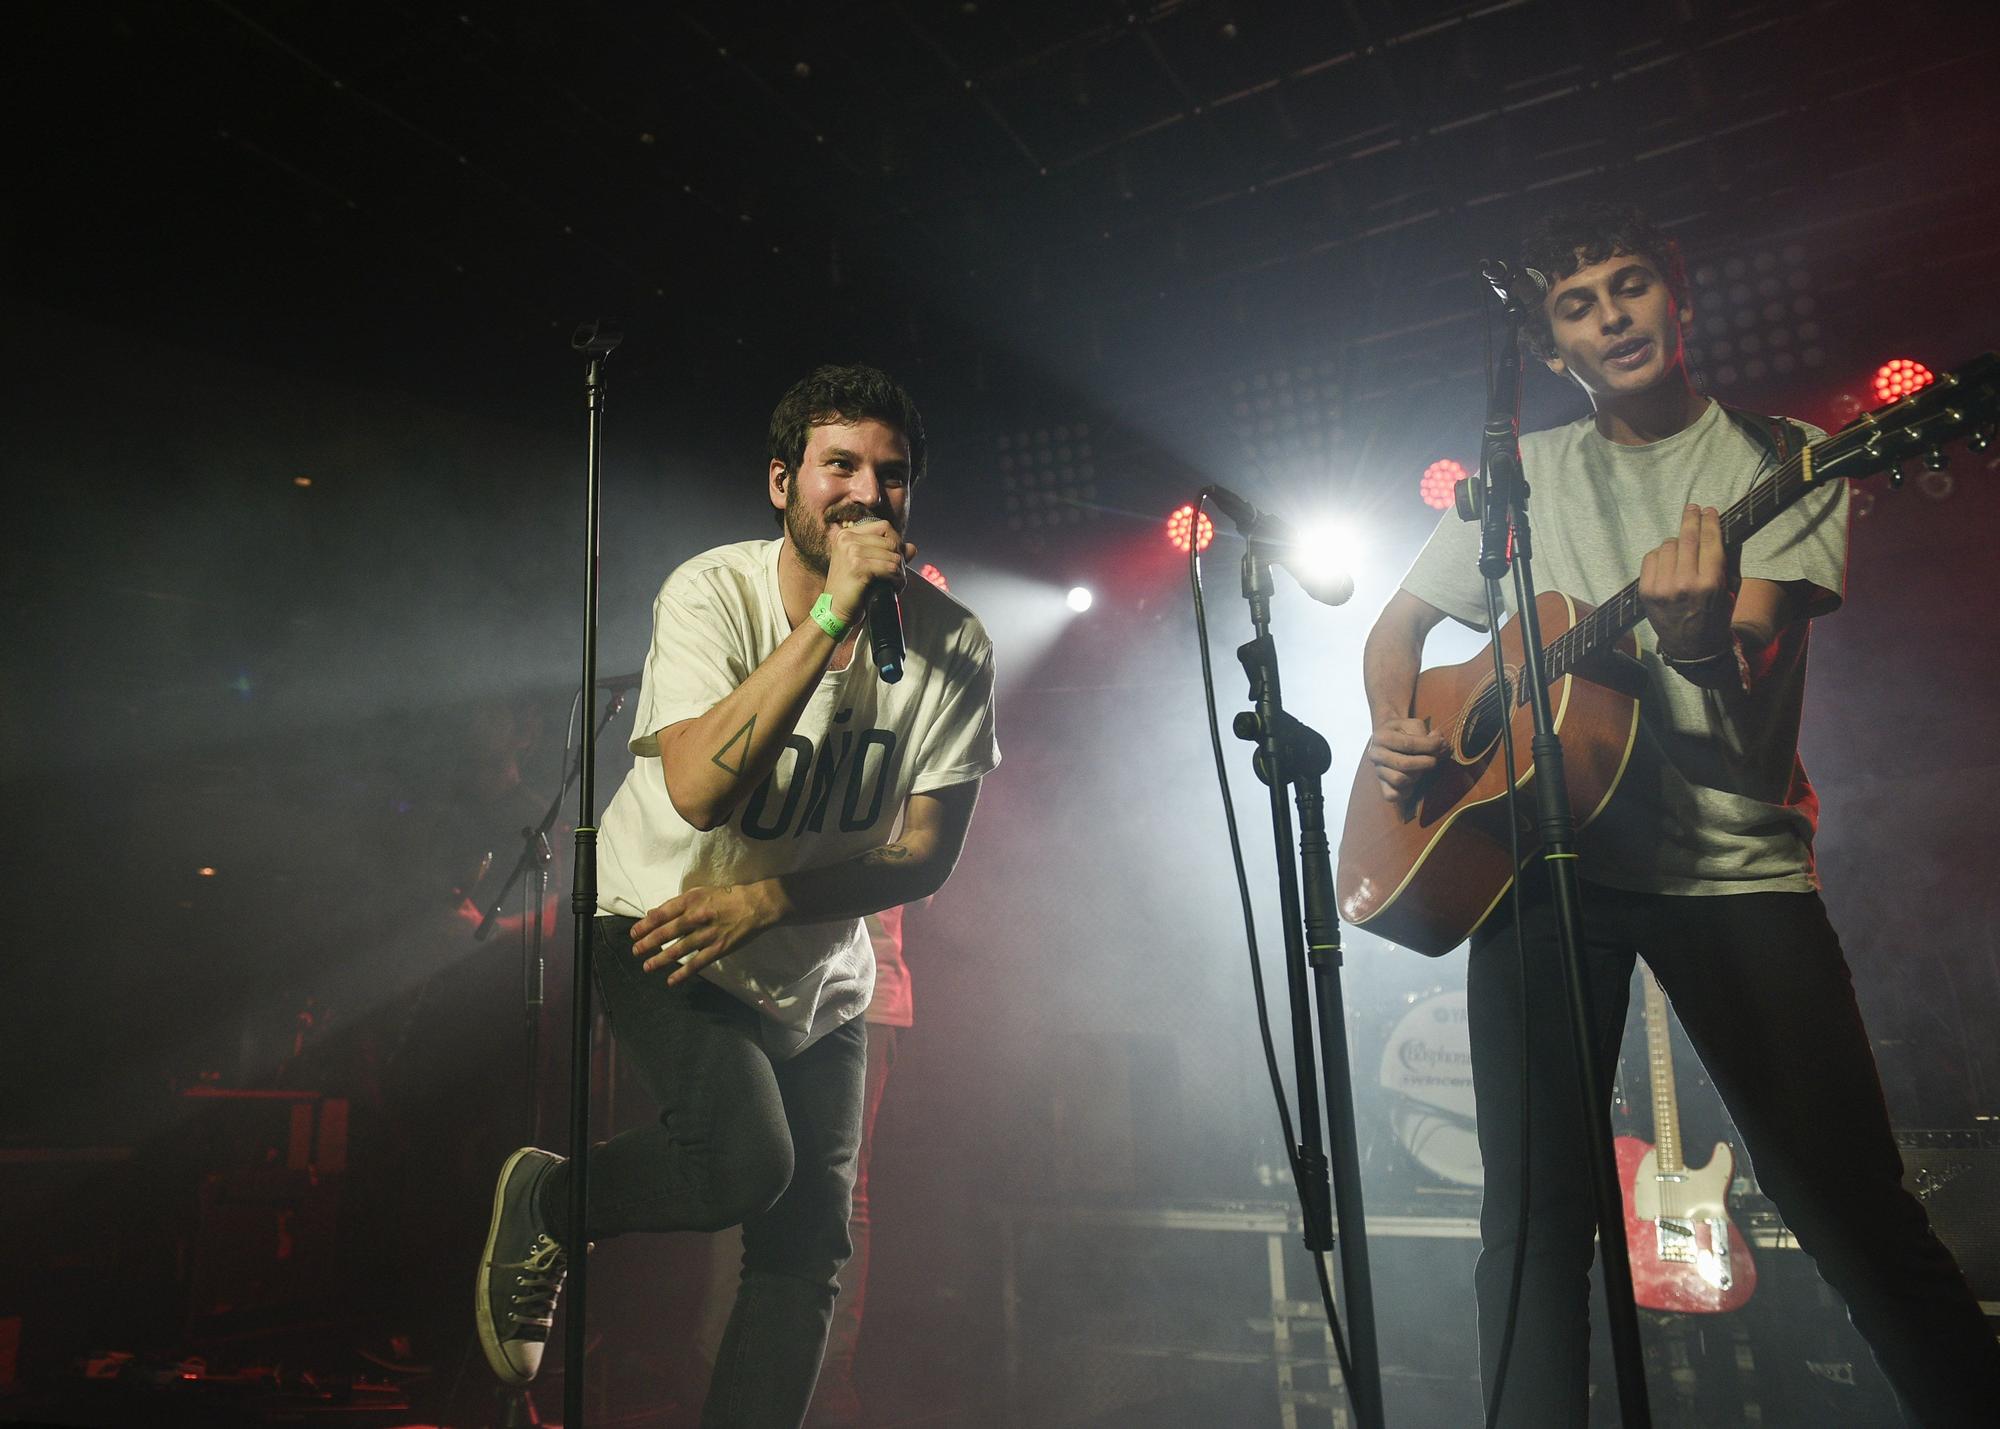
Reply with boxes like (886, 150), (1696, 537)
(1541, 431), (1826, 680)
(1642, 968), (1685, 1174)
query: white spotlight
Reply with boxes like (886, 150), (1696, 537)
(1291, 518), (1363, 595)
(1065, 585), (1095, 613)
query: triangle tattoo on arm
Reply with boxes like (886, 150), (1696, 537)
(711, 715), (756, 776)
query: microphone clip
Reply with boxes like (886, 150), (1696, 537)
(1478, 260), (1547, 318)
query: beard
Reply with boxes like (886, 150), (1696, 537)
(785, 498), (895, 576)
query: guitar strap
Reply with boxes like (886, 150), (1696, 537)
(1717, 402), (1811, 472)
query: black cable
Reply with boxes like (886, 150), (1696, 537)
(1313, 1251), (1357, 1398)
(1187, 503), (1359, 1404)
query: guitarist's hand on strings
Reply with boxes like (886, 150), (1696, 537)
(1640, 504), (1737, 661)
(1365, 711), (1448, 803)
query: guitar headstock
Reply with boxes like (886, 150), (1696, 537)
(1821, 353), (1999, 485)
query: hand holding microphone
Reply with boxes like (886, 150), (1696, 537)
(823, 517), (912, 683)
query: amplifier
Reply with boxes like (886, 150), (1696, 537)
(185, 1166), (342, 1340)
(1897, 1127), (2000, 1303)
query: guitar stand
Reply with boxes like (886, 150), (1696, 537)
(1468, 283), (1652, 1427)
(1231, 544), (1385, 1429)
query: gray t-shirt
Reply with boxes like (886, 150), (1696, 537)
(1400, 399), (1848, 895)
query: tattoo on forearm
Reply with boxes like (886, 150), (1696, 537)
(712, 716), (756, 776)
(861, 843), (913, 866)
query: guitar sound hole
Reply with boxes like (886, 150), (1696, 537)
(1457, 669), (1521, 763)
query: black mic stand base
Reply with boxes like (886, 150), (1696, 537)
(496, 1383), (546, 1427)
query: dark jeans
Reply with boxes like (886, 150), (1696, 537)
(545, 916), (867, 1429)
(1469, 879), (2000, 1428)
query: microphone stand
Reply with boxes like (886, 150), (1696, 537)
(1468, 289), (1650, 1427)
(1230, 539), (1384, 1429)
(472, 687), (632, 1149)
(561, 318), (620, 1429)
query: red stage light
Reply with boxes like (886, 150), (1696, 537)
(1873, 358), (1934, 405)
(918, 562), (949, 592)
(1167, 503), (1215, 554)
(1420, 459), (1470, 511)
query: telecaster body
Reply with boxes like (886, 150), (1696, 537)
(1617, 967), (1758, 1313)
(1615, 1135), (1759, 1314)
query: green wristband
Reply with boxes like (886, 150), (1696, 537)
(808, 593), (850, 641)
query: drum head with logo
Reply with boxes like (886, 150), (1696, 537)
(1378, 987), (1482, 1186)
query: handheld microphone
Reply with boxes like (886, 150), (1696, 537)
(1479, 259), (1548, 313)
(1200, 485), (1355, 607)
(867, 582), (905, 684)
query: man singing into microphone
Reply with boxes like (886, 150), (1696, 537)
(1359, 204), (1999, 1425)
(475, 363), (999, 1427)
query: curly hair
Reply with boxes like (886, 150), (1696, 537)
(1516, 202), (1689, 360)
(766, 364), (926, 523)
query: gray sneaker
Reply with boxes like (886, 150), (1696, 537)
(475, 1147), (568, 1386)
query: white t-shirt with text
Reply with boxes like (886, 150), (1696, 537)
(598, 539), (999, 1053)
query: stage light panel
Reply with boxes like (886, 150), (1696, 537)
(1873, 358), (1935, 405)
(1167, 503), (1215, 554)
(1420, 459), (1469, 511)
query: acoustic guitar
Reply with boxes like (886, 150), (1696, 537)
(1616, 966), (1756, 1313)
(1336, 354), (1998, 956)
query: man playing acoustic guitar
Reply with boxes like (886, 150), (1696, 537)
(1360, 202), (2000, 1425)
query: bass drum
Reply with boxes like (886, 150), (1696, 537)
(1378, 987), (1482, 1187)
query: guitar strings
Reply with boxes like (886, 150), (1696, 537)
(1552, 372), (1985, 677)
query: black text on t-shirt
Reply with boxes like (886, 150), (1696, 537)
(739, 707), (901, 841)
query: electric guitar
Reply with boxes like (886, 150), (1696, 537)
(1616, 966), (1756, 1313)
(1336, 354), (2000, 956)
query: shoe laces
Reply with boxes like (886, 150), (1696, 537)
(499, 1234), (567, 1326)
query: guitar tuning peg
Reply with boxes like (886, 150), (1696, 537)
(1966, 425), (1994, 453)
(1922, 448), (1951, 472)
(1889, 463), (1909, 489)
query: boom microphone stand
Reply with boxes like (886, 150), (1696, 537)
(1225, 524), (1385, 1429)
(562, 317), (620, 1429)
(473, 682), (633, 1148)
(1466, 272), (1650, 1427)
